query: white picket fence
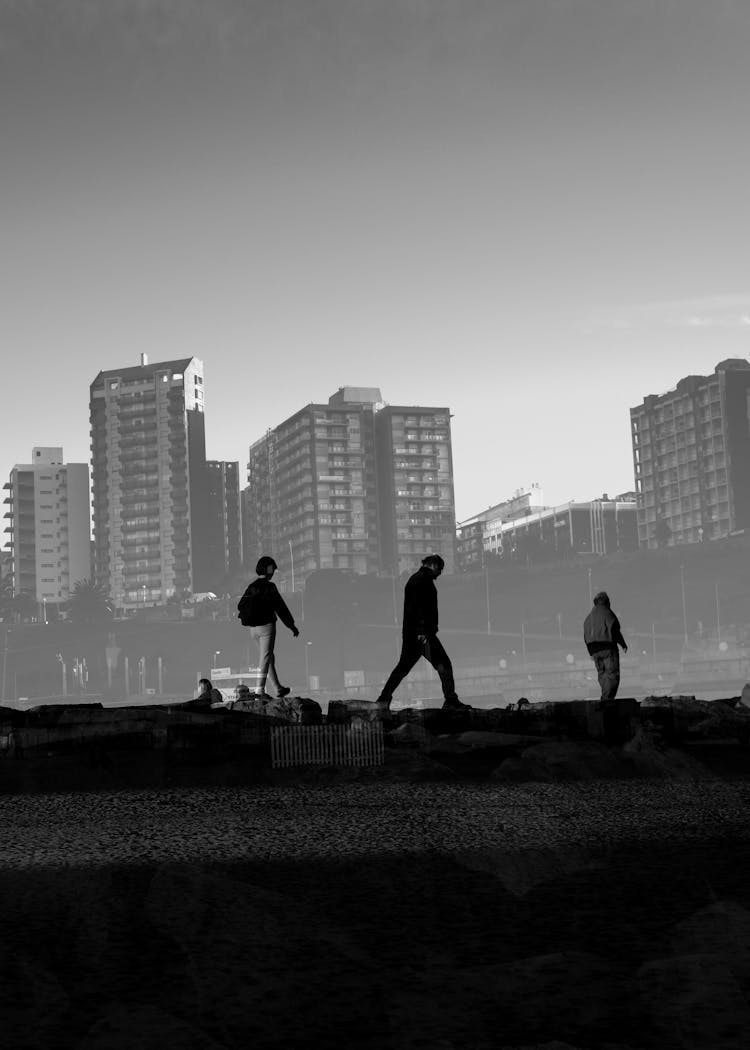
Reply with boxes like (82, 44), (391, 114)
(270, 723), (385, 769)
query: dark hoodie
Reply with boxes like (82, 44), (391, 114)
(583, 603), (626, 655)
(402, 566), (439, 635)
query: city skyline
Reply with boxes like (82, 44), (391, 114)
(3, 2), (750, 521)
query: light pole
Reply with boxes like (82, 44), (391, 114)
(289, 540), (295, 593)
(521, 620), (527, 668)
(715, 582), (721, 643)
(213, 650), (221, 674)
(485, 565), (491, 636)
(587, 567), (593, 605)
(305, 641), (312, 690)
(680, 564), (688, 648)
(556, 612), (563, 638)
(651, 623), (657, 665)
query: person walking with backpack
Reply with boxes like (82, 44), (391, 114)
(238, 556), (299, 699)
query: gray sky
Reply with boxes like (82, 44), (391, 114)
(2, 0), (750, 521)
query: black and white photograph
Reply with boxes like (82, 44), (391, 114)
(2, 2), (750, 1047)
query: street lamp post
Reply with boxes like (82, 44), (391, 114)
(680, 564), (689, 648)
(587, 567), (593, 605)
(715, 582), (721, 643)
(485, 565), (491, 636)
(213, 650), (221, 674)
(289, 540), (295, 593)
(305, 641), (312, 690)
(651, 623), (657, 665)
(521, 621), (527, 668)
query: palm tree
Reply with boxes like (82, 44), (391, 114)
(67, 578), (113, 623)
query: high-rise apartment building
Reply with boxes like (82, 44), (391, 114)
(245, 389), (457, 586)
(375, 404), (456, 575)
(90, 356), (209, 611)
(204, 460), (243, 588)
(2, 447), (90, 606)
(246, 388), (382, 586)
(631, 359), (750, 548)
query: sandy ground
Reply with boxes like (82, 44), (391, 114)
(2, 779), (750, 1049)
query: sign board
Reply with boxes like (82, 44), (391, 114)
(211, 667), (232, 678)
(344, 670), (365, 687)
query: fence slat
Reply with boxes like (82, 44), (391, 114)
(270, 723), (384, 769)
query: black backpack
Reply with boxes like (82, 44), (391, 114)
(237, 581), (265, 626)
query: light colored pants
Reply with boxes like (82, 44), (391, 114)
(250, 623), (282, 696)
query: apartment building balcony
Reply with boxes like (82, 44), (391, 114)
(122, 565), (162, 580)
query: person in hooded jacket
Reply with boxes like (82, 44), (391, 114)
(238, 556), (299, 699)
(583, 590), (628, 701)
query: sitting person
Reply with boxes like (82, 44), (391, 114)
(188, 677), (224, 708)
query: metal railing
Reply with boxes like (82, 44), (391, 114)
(270, 723), (384, 769)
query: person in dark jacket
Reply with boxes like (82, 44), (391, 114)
(184, 677), (223, 709)
(583, 591), (628, 701)
(376, 554), (468, 712)
(239, 555), (299, 699)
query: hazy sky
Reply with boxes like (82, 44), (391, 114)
(2, 0), (750, 522)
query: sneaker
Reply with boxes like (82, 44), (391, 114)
(276, 686), (291, 699)
(442, 696), (470, 711)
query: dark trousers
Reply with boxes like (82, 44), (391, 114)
(593, 649), (620, 701)
(379, 632), (458, 702)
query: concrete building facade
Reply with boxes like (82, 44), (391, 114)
(2, 447), (90, 607)
(204, 460), (243, 589)
(90, 356), (209, 611)
(456, 485), (546, 572)
(246, 388), (382, 588)
(375, 404), (456, 576)
(244, 389), (458, 587)
(631, 358), (750, 548)
(487, 495), (638, 563)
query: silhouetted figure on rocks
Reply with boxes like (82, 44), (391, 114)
(584, 591), (628, 701)
(376, 554), (468, 712)
(238, 555), (299, 699)
(196, 678), (223, 707)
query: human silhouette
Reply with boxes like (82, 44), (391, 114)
(583, 590), (628, 701)
(238, 555), (299, 699)
(376, 554), (468, 711)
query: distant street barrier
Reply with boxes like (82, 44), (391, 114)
(270, 723), (384, 769)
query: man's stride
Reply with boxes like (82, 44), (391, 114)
(376, 554), (468, 712)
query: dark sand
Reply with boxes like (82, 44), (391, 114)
(2, 781), (750, 1049)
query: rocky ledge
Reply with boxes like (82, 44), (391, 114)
(1, 693), (749, 791)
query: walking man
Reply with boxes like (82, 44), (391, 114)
(238, 555), (299, 699)
(376, 554), (468, 712)
(583, 590), (628, 701)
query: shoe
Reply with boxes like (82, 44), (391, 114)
(442, 697), (470, 711)
(276, 686), (291, 699)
